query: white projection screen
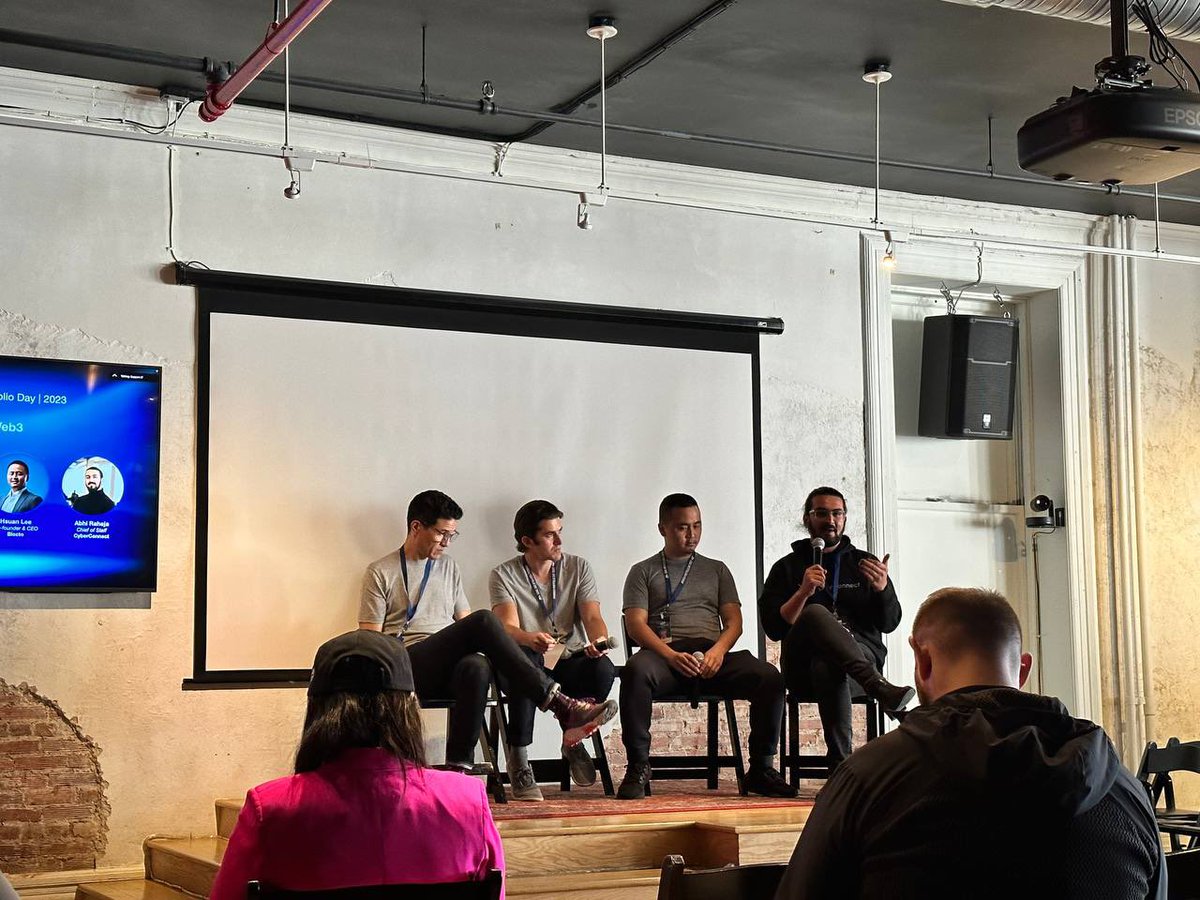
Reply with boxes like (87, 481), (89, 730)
(188, 272), (777, 685)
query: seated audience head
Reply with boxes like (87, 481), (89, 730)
(297, 630), (425, 773)
(404, 489), (463, 559)
(513, 498), (564, 554)
(657, 493), (701, 557)
(909, 587), (1033, 704)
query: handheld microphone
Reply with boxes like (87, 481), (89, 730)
(690, 651), (706, 698)
(812, 536), (826, 566)
(592, 635), (620, 653)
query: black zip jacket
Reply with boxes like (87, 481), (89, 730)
(758, 536), (901, 665)
(774, 686), (1166, 899)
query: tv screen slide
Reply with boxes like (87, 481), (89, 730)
(0, 355), (162, 592)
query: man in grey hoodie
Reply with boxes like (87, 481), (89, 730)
(775, 586), (1165, 900)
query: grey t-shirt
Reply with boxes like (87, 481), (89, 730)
(622, 551), (739, 642)
(489, 553), (599, 652)
(359, 548), (470, 644)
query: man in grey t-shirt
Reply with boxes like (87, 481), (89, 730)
(618, 493), (792, 800)
(359, 490), (617, 779)
(491, 499), (617, 800)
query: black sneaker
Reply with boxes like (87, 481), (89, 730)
(616, 761), (651, 800)
(745, 765), (798, 798)
(872, 680), (916, 713)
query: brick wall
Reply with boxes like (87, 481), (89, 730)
(0, 680), (108, 873)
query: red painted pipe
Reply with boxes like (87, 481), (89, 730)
(199, 0), (334, 122)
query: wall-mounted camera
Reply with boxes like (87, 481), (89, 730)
(1025, 494), (1066, 529)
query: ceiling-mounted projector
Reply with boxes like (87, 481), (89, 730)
(1017, 0), (1200, 186)
(1018, 85), (1200, 185)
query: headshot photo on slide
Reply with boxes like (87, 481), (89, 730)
(2, 458), (45, 514)
(62, 457), (124, 516)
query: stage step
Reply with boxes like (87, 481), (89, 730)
(216, 799), (809, 875)
(137, 835), (661, 900)
(508, 868), (660, 900)
(76, 880), (198, 900)
(143, 837), (223, 898)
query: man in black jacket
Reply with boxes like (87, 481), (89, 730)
(758, 486), (914, 768)
(774, 587), (1165, 900)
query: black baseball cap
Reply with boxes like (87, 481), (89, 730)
(308, 630), (415, 696)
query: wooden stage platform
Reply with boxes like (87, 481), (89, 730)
(73, 786), (816, 900)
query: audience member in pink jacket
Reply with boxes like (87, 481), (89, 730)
(209, 630), (505, 900)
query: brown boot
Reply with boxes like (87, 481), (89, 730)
(546, 689), (618, 748)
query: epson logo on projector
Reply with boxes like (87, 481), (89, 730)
(1164, 107), (1200, 127)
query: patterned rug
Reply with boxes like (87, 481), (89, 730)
(490, 777), (821, 820)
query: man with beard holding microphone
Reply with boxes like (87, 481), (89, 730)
(758, 486), (915, 773)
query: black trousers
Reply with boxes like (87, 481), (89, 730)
(780, 603), (881, 765)
(618, 637), (785, 765)
(500, 647), (617, 748)
(407, 610), (554, 764)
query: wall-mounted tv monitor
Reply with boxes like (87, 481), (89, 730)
(0, 355), (162, 592)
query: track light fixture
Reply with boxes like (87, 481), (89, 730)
(579, 14), (617, 229)
(862, 59), (893, 226)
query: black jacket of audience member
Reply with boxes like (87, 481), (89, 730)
(774, 686), (1166, 900)
(758, 536), (901, 666)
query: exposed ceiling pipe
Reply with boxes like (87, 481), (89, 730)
(940, 0), (1200, 41)
(199, 0), (333, 122)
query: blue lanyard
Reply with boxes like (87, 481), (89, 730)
(521, 559), (561, 626)
(399, 547), (434, 629)
(820, 549), (842, 603)
(660, 552), (695, 606)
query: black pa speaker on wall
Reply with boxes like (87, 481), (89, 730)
(918, 315), (1019, 440)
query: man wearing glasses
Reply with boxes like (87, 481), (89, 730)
(490, 499), (616, 800)
(758, 486), (915, 772)
(360, 490), (617, 776)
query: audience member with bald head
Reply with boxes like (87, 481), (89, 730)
(776, 587), (1165, 900)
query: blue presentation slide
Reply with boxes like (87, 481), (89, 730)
(0, 356), (161, 591)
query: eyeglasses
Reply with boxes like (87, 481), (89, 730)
(429, 526), (460, 544)
(809, 508), (846, 520)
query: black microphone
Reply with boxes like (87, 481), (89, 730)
(811, 536), (826, 566)
(592, 635), (620, 653)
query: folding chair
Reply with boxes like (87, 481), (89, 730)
(421, 679), (510, 804)
(247, 871), (502, 900)
(655, 854), (786, 900)
(1137, 737), (1200, 852)
(779, 687), (883, 784)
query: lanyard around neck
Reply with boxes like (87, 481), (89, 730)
(399, 547), (434, 629)
(660, 551), (695, 606)
(522, 558), (561, 624)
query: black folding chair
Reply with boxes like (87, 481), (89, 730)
(656, 854), (785, 900)
(420, 678), (510, 804)
(247, 872), (503, 900)
(779, 688), (883, 784)
(1137, 737), (1200, 852)
(1167, 847), (1200, 900)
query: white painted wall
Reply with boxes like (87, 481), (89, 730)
(1, 66), (1183, 867)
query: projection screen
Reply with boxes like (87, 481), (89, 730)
(187, 271), (779, 685)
